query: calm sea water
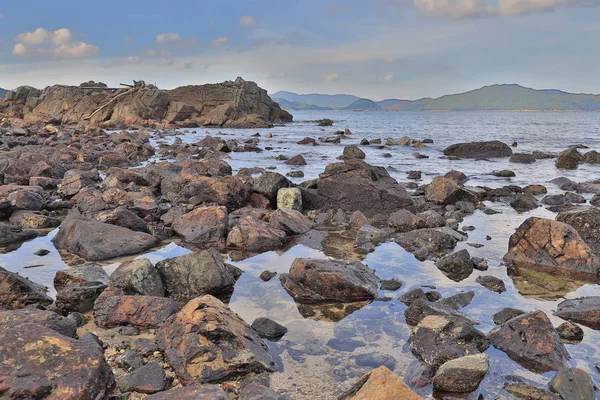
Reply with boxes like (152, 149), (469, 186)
(3, 111), (600, 399)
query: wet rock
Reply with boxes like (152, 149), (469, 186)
(327, 338), (366, 352)
(554, 296), (600, 330)
(472, 257), (488, 271)
(408, 170), (422, 180)
(388, 209), (423, 232)
(476, 275), (506, 293)
(438, 291), (475, 310)
(409, 315), (489, 367)
(0, 308), (77, 337)
(399, 288), (428, 305)
(354, 224), (390, 247)
(504, 383), (561, 400)
(443, 141), (512, 158)
(259, 270), (277, 281)
(352, 352), (396, 370)
(556, 321), (584, 341)
(494, 169), (516, 177)
(342, 145), (366, 160)
(0, 322), (113, 399)
(172, 206), (228, 249)
(270, 208), (312, 235)
(556, 206), (600, 254)
(406, 362), (436, 389)
(317, 118), (334, 126)
(284, 154), (307, 166)
(433, 354), (489, 393)
(549, 368), (595, 400)
(227, 214), (287, 251)
(156, 248), (241, 305)
(239, 382), (287, 400)
(0, 222), (39, 247)
(251, 317), (288, 339)
(492, 307), (525, 325)
(145, 384), (228, 399)
(510, 153), (536, 164)
(280, 258), (379, 303)
(298, 137), (317, 145)
(52, 218), (158, 261)
(504, 217), (600, 283)
(95, 208), (148, 232)
(9, 210), (61, 229)
(425, 290), (442, 302)
(0, 266), (52, 309)
(524, 184), (548, 195)
(404, 298), (476, 326)
(426, 177), (478, 205)
(110, 258), (164, 297)
(338, 366), (424, 400)
(582, 150), (600, 164)
(253, 172), (290, 206)
(551, 176), (579, 191)
(489, 311), (570, 373)
(316, 160), (414, 217)
(380, 279), (403, 291)
(118, 361), (171, 394)
(277, 187), (302, 211)
(445, 170), (469, 185)
(396, 227), (464, 261)
(556, 147), (581, 169)
(510, 192), (540, 212)
(94, 287), (180, 328)
(156, 295), (273, 384)
(436, 249), (474, 282)
(58, 169), (99, 197)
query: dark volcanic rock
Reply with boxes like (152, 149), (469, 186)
(118, 361), (171, 394)
(0, 308), (77, 337)
(476, 275), (506, 293)
(55, 281), (107, 315)
(251, 317), (288, 339)
(438, 291), (475, 310)
(396, 227), (463, 261)
(0, 322), (114, 400)
(432, 354), (489, 393)
(426, 177), (478, 205)
(388, 209), (423, 232)
(156, 295), (273, 385)
(549, 368), (595, 400)
(510, 192), (540, 212)
(554, 296), (600, 330)
(435, 249), (474, 282)
(399, 288), (428, 305)
(155, 248), (241, 305)
(443, 141), (512, 159)
(556, 206), (600, 255)
(488, 311), (570, 373)
(380, 279), (403, 291)
(109, 258), (165, 297)
(172, 206), (228, 249)
(52, 218), (158, 261)
(404, 298), (476, 326)
(316, 160), (414, 217)
(0, 222), (39, 247)
(556, 321), (584, 341)
(280, 258), (379, 303)
(253, 172), (291, 206)
(269, 208), (312, 235)
(145, 384), (228, 400)
(492, 307), (525, 325)
(510, 153), (535, 164)
(0, 266), (52, 309)
(556, 147), (581, 169)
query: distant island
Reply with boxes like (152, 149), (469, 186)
(0, 88), (8, 99)
(272, 84), (600, 111)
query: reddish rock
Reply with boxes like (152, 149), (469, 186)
(227, 215), (287, 251)
(426, 177), (478, 205)
(269, 208), (312, 235)
(0, 266), (52, 309)
(172, 206), (228, 249)
(339, 366), (424, 400)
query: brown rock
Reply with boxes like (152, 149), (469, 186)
(227, 214), (287, 251)
(556, 206), (600, 255)
(0, 266), (52, 309)
(339, 366), (424, 400)
(426, 177), (478, 205)
(145, 384), (228, 399)
(172, 206), (228, 249)
(269, 208), (312, 235)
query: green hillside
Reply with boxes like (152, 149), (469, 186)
(343, 98), (381, 110)
(271, 91), (359, 108)
(273, 98), (330, 111)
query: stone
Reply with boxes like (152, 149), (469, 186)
(436, 250), (474, 282)
(505, 383), (561, 400)
(426, 177), (478, 205)
(354, 224), (389, 247)
(443, 140), (512, 158)
(504, 217), (600, 283)
(416, 210), (445, 228)
(549, 368), (595, 400)
(524, 184), (548, 195)
(155, 249), (241, 305)
(239, 382), (286, 400)
(438, 291), (475, 310)
(338, 366), (424, 400)
(380, 279), (403, 291)
(494, 169), (515, 177)
(251, 317), (288, 339)
(54, 264), (109, 290)
(409, 315), (489, 367)
(0, 222), (39, 247)
(489, 311), (570, 373)
(269, 208), (312, 235)
(0, 266), (52, 309)
(110, 258), (165, 297)
(280, 258), (379, 303)
(172, 206), (228, 249)
(433, 354), (489, 393)
(115, 350), (144, 372)
(253, 172), (290, 206)
(52, 218), (158, 261)
(556, 206), (600, 254)
(58, 170), (98, 197)
(0, 308), (77, 337)
(156, 295), (273, 384)
(396, 227), (464, 261)
(94, 288), (180, 328)
(277, 187), (302, 211)
(316, 160), (414, 217)
(476, 275), (506, 293)
(284, 154), (307, 166)
(404, 298), (476, 326)
(145, 385), (228, 400)
(556, 321), (584, 341)
(118, 362), (171, 394)
(95, 208), (148, 232)
(259, 270), (277, 281)
(554, 296), (600, 330)
(327, 338), (366, 352)
(445, 170), (469, 184)
(0, 323), (114, 400)
(492, 307), (525, 325)
(388, 209), (423, 232)
(556, 148), (581, 169)
(510, 153), (536, 164)
(55, 281), (107, 315)
(399, 288), (428, 305)
(510, 192), (540, 212)
(9, 210), (61, 229)
(227, 215), (287, 251)
(342, 145), (366, 160)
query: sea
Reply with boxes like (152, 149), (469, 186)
(3, 110), (600, 399)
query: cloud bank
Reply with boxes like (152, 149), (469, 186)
(13, 27), (98, 58)
(414, 0), (597, 18)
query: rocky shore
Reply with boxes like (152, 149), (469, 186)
(0, 97), (599, 400)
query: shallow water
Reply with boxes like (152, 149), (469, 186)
(3, 111), (600, 399)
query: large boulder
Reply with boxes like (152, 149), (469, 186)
(52, 218), (158, 261)
(156, 295), (273, 384)
(269, 208), (312, 235)
(556, 206), (600, 254)
(504, 217), (600, 282)
(253, 172), (291, 206)
(155, 249), (241, 305)
(280, 258), (379, 303)
(489, 311), (570, 373)
(0, 323), (114, 399)
(226, 214), (287, 251)
(0, 222), (39, 247)
(316, 160), (414, 217)
(0, 308), (77, 337)
(0, 266), (52, 309)
(172, 206), (228, 249)
(425, 177), (478, 205)
(554, 296), (600, 330)
(109, 258), (165, 297)
(443, 141), (512, 158)
(339, 366), (424, 400)
(396, 227), (464, 261)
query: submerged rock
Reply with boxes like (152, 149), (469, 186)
(251, 317), (288, 339)
(476, 275), (507, 293)
(280, 258), (379, 303)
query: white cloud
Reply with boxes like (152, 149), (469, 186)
(498, 0), (574, 15)
(211, 37), (228, 48)
(323, 72), (340, 81)
(239, 15), (255, 27)
(381, 74), (394, 82)
(414, 0), (597, 18)
(156, 33), (181, 44)
(13, 27), (98, 59)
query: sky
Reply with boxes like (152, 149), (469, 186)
(0, 0), (599, 100)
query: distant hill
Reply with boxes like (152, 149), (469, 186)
(270, 91), (360, 109)
(0, 88), (9, 99)
(343, 98), (381, 110)
(273, 84), (600, 112)
(273, 98), (330, 111)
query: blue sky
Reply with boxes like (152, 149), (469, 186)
(0, 0), (599, 100)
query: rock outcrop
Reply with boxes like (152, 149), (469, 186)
(443, 140), (513, 158)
